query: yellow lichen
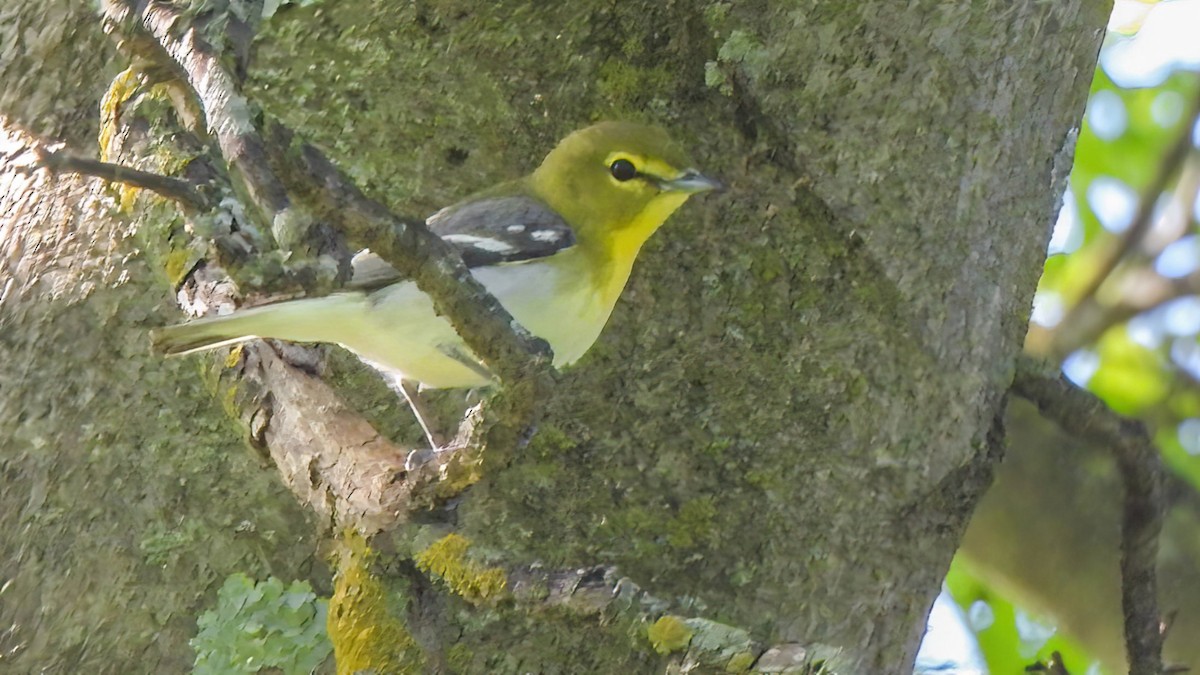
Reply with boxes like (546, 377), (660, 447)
(219, 382), (240, 419)
(98, 69), (197, 213)
(98, 67), (147, 212)
(328, 530), (425, 674)
(647, 615), (693, 655)
(162, 248), (192, 287)
(99, 67), (140, 161)
(414, 533), (507, 604)
(223, 344), (244, 370)
(725, 650), (756, 672)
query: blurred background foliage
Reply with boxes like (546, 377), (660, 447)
(920, 1), (1200, 672)
(1030, 1), (1200, 486)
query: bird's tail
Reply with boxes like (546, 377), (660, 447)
(150, 295), (363, 355)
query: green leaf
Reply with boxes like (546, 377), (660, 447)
(191, 574), (332, 675)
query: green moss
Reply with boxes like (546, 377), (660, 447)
(414, 533), (507, 604)
(446, 642), (474, 673)
(702, 436), (735, 458)
(755, 250), (787, 283)
(139, 521), (199, 567)
(527, 423), (576, 457)
(667, 497), (718, 549)
(647, 615), (693, 655)
(162, 248), (192, 287)
(705, 28), (771, 96)
(438, 601), (663, 673)
(597, 60), (673, 112)
(681, 617), (756, 669)
(434, 447), (488, 500)
(704, 2), (732, 29)
(717, 30), (768, 71)
(704, 61), (728, 93)
(262, 0), (323, 20)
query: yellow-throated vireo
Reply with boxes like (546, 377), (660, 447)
(152, 122), (720, 443)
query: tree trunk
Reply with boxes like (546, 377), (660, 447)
(0, 7), (324, 670)
(0, 1), (1110, 673)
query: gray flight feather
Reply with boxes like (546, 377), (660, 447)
(349, 195), (577, 291)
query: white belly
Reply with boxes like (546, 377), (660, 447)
(343, 257), (614, 389)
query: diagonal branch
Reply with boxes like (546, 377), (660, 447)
(261, 121), (555, 388)
(1012, 355), (1165, 675)
(99, 0), (551, 391)
(1049, 84), (1200, 358)
(101, 0), (293, 247)
(1042, 155), (1200, 357)
(35, 148), (211, 212)
(95, 0), (556, 525)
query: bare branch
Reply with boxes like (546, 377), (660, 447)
(258, 121), (558, 476)
(101, 1), (296, 243)
(1039, 156), (1200, 356)
(249, 344), (410, 532)
(503, 563), (844, 672)
(1101, 261), (1200, 324)
(261, 121), (555, 386)
(1013, 355), (1165, 675)
(96, 0), (556, 522)
(35, 148), (210, 212)
(1050, 84), (1200, 358)
(250, 344), (523, 531)
(100, 0), (551, 389)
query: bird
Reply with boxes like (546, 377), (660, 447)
(152, 121), (722, 447)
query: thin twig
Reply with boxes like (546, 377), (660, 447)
(36, 149), (209, 211)
(1051, 84), (1200, 358)
(1076, 260), (1200, 337)
(100, 0), (551, 390)
(101, 0), (295, 247)
(262, 121), (555, 386)
(98, 0), (555, 516)
(1042, 156), (1200, 356)
(1012, 355), (1165, 675)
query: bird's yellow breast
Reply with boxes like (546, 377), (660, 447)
(351, 176), (695, 388)
(590, 190), (691, 308)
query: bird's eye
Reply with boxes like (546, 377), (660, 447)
(609, 158), (638, 182)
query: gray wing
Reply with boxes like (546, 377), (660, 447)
(348, 195), (576, 291)
(428, 195), (576, 267)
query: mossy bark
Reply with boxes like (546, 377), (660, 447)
(0, 0), (1111, 673)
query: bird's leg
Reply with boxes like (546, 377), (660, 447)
(398, 378), (446, 450)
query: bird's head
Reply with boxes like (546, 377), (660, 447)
(528, 122), (721, 258)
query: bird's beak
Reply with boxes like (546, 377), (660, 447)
(659, 169), (725, 194)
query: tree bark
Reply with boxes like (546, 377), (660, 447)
(0, 1), (1111, 673)
(1, 7), (330, 674)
